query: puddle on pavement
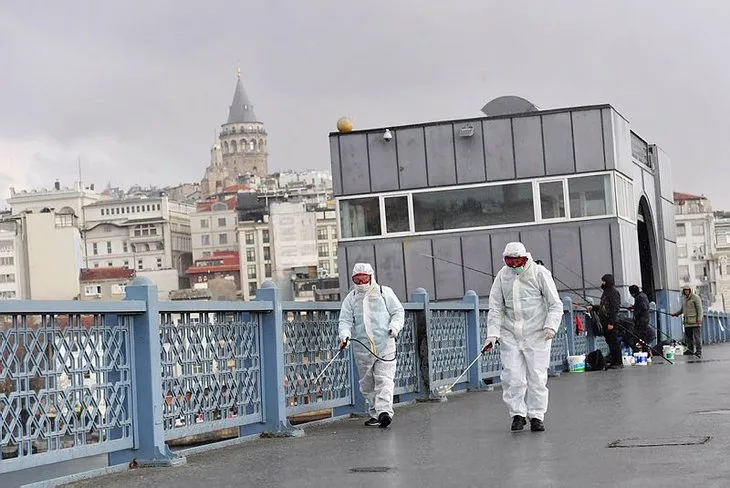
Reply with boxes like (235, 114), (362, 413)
(607, 435), (711, 448)
(694, 409), (730, 415)
(349, 467), (393, 473)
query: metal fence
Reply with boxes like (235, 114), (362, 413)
(0, 301), (143, 474)
(3, 280), (730, 480)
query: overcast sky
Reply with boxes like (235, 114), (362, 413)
(1, 1), (728, 208)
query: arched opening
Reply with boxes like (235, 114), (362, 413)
(637, 196), (658, 302)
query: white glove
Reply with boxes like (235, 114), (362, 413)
(543, 328), (556, 341)
(339, 337), (350, 350)
(483, 336), (497, 353)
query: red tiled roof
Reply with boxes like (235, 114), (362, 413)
(222, 184), (253, 193)
(674, 191), (705, 202)
(80, 267), (136, 282)
(186, 251), (240, 275)
(196, 197), (237, 212)
(186, 264), (240, 274)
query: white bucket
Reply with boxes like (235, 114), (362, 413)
(633, 352), (649, 366)
(622, 355), (633, 366)
(567, 355), (585, 373)
(675, 345), (684, 356)
(663, 345), (675, 360)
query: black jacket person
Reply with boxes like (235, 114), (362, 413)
(597, 274), (623, 368)
(629, 285), (655, 352)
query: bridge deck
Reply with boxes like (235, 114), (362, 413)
(64, 345), (730, 488)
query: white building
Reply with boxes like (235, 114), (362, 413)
(277, 170), (333, 190)
(235, 200), (339, 301)
(7, 180), (100, 226)
(82, 196), (194, 288)
(0, 220), (24, 300)
(315, 206), (338, 278)
(713, 211), (730, 311)
(190, 197), (238, 261)
(237, 219), (272, 301)
(80, 267), (136, 301)
(674, 192), (722, 310)
(0, 211), (82, 300)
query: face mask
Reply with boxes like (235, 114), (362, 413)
(511, 266), (525, 274)
(356, 284), (371, 293)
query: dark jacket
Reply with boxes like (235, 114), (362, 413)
(631, 291), (650, 327)
(599, 274), (621, 328)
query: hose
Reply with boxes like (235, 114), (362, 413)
(343, 337), (397, 362)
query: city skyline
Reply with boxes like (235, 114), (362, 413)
(1, 1), (729, 208)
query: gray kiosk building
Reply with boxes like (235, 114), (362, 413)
(329, 97), (680, 334)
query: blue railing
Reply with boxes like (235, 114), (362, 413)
(3, 279), (730, 479)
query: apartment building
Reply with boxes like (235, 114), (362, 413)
(0, 220), (24, 300)
(82, 196), (194, 288)
(0, 211), (82, 299)
(7, 180), (100, 226)
(314, 205), (338, 278)
(80, 267), (136, 300)
(190, 197), (238, 261)
(674, 192), (721, 310)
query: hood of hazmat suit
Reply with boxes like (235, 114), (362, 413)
(487, 243), (562, 339)
(486, 242), (563, 421)
(338, 263), (405, 359)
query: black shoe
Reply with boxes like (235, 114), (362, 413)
(364, 417), (380, 427)
(378, 412), (391, 428)
(696, 352), (703, 359)
(608, 363), (624, 369)
(530, 418), (545, 432)
(511, 415), (527, 432)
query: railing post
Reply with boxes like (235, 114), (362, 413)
(256, 281), (303, 437)
(109, 277), (183, 467)
(564, 297), (575, 356)
(410, 288), (434, 400)
(463, 290), (481, 391)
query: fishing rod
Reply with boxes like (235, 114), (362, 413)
(551, 261), (698, 357)
(419, 253), (674, 365)
(551, 261), (677, 318)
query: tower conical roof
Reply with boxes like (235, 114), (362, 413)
(226, 71), (259, 124)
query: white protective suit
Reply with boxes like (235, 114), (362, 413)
(338, 263), (405, 419)
(486, 242), (563, 421)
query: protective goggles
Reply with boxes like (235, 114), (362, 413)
(504, 256), (528, 268)
(352, 274), (372, 285)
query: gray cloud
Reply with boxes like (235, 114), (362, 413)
(1, 0), (728, 207)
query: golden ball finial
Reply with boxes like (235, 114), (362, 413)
(337, 117), (353, 133)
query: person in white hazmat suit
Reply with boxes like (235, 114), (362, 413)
(485, 242), (563, 432)
(338, 263), (405, 428)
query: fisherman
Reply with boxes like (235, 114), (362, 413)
(628, 284), (656, 355)
(671, 286), (704, 358)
